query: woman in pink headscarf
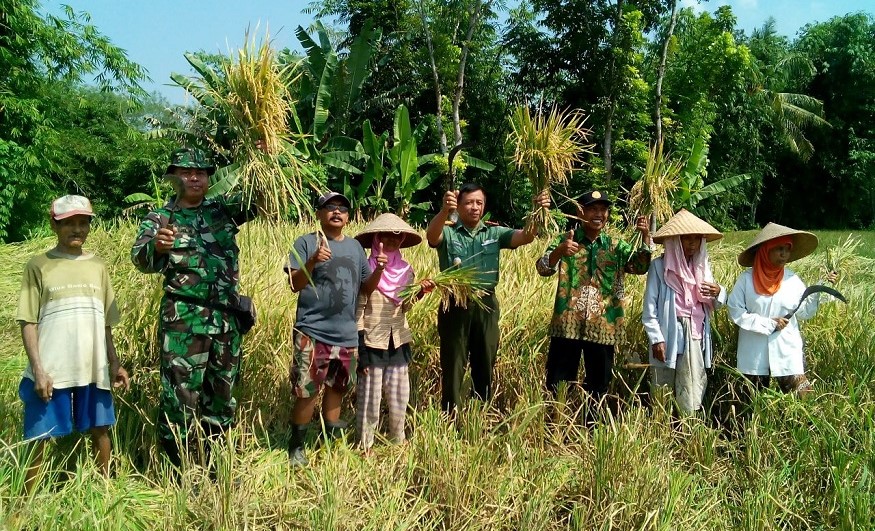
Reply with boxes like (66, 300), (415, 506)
(355, 214), (433, 453)
(642, 209), (725, 413)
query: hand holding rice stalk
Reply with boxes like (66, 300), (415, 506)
(398, 264), (491, 311)
(508, 105), (592, 235)
(211, 28), (310, 219)
(823, 234), (874, 285)
(626, 141), (681, 247)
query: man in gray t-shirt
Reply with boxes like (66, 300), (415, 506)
(285, 192), (386, 466)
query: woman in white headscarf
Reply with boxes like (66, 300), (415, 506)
(642, 209), (725, 412)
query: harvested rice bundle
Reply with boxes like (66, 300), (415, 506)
(627, 141), (681, 246)
(212, 29), (310, 219)
(507, 105), (592, 234)
(398, 264), (490, 311)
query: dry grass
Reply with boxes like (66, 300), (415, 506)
(1, 223), (873, 529)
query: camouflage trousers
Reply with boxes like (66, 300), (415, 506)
(158, 329), (242, 441)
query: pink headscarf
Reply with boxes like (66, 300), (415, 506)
(369, 233), (413, 305)
(663, 236), (713, 338)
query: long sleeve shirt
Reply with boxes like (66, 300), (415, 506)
(727, 268), (823, 376)
(131, 195), (257, 334)
(642, 256), (726, 369)
(537, 230), (651, 345)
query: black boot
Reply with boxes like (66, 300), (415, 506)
(322, 419), (349, 443)
(202, 422), (227, 481)
(288, 424), (309, 467)
(160, 437), (183, 469)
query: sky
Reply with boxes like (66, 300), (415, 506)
(41, 0), (873, 105)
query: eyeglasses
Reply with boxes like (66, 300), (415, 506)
(322, 204), (349, 213)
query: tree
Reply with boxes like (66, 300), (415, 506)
(0, 0), (149, 240)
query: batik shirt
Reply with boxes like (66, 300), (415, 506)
(536, 229), (651, 345)
(131, 195), (257, 335)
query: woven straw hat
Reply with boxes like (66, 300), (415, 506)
(652, 209), (723, 244)
(737, 222), (818, 267)
(355, 213), (423, 248)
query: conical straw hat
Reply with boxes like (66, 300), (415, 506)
(355, 213), (423, 248)
(737, 222), (818, 267)
(652, 209), (723, 244)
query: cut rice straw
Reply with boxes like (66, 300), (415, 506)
(399, 264), (491, 311)
(626, 140), (681, 247)
(507, 104), (592, 235)
(210, 28), (312, 220)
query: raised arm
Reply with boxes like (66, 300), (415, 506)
(427, 190), (457, 247)
(509, 190), (551, 249)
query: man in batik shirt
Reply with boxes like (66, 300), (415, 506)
(536, 190), (651, 408)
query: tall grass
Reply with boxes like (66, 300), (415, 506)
(1, 224), (873, 529)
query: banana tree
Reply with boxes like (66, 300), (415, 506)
(673, 132), (753, 214)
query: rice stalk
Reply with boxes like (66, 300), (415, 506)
(507, 104), (593, 234)
(626, 140), (681, 247)
(398, 264), (491, 311)
(208, 28), (312, 220)
(823, 233), (875, 285)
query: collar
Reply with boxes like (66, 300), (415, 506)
(453, 220), (487, 236)
(580, 229), (608, 246)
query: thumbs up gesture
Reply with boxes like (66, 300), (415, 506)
(310, 233), (332, 265)
(373, 241), (388, 272)
(559, 229), (579, 256)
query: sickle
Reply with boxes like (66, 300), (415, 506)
(784, 284), (847, 319)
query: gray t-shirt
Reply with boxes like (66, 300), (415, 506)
(289, 233), (371, 347)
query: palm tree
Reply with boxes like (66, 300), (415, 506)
(748, 20), (831, 161)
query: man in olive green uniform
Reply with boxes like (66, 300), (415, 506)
(131, 148), (257, 465)
(426, 183), (549, 412)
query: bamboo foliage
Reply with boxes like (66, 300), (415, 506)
(207, 29), (311, 220)
(507, 105), (593, 233)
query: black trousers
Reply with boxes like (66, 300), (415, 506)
(545, 336), (614, 401)
(437, 294), (500, 412)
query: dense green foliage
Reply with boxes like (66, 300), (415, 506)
(0, 0), (176, 240)
(4, 1), (872, 239)
(1, 226), (873, 528)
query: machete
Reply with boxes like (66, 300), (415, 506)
(783, 284), (847, 319)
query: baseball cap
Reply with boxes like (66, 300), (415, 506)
(51, 195), (95, 220)
(316, 192), (351, 209)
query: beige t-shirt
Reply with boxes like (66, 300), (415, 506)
(16, 250), (120, 390)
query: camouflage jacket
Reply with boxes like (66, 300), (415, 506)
(131, 195), (257, 334)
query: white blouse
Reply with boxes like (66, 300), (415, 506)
(727, 268), (822, 376)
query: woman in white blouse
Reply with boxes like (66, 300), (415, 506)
(643, 209), (726, 413)
(727, 223), (837, 395)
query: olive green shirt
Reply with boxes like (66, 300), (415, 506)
(434, 221), (516, 291)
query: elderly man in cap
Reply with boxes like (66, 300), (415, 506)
(285, 192), (387, 466)
(131, 147), (258, 467)
(536, 190), (651, 420)
(18, 195), (130, 493)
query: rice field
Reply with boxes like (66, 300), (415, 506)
(0, 221), (873, 530)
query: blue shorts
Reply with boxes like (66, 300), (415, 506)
(19, 379), (116, 441)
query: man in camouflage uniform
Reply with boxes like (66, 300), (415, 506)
(131, 148), (257, 466)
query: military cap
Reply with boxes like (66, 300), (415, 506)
(165, 148), (216, 176)
(578, 190), (612, 207)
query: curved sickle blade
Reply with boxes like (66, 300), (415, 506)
(784, 285), (848, 319)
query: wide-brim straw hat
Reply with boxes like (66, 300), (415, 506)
(737, 222), (818, 267)
(355, 213), (423, 248)
(652, 209), (723, 244)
